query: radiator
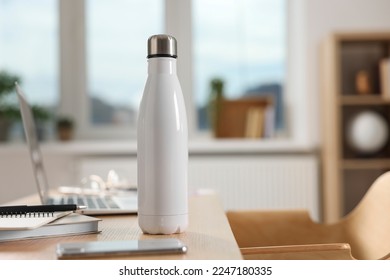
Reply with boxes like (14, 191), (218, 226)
(188, 155), (319, 221)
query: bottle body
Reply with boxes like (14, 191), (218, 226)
(137, 57), (188, 234)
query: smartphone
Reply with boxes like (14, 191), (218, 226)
(56, 238), (187, 259)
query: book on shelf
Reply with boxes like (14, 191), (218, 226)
(245, 107), (265, 138)
(263, 105), (275, 138)
(0, 212), (101, 242)
(244, 103), (276, 139)
(380, 58), (390, 100)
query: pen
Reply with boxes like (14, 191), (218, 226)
(0, 204), (87, 215)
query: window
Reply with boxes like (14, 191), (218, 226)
(86, 0), (163, 127)
(193, 0), (286, 132)
(2, 0), (289, 141)
(0, 0), (58, 139)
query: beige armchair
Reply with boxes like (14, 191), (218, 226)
(227, 171), (390, 260)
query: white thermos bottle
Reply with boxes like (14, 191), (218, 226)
(137, 34), (188, 234)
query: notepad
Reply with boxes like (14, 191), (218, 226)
(0, 211), (72, 230)
(0, 213), (101, 242)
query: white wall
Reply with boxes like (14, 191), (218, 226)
(0, 147), (78, 204)
(305, 0), (390, 145)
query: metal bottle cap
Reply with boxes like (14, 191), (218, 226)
(147, 34), (177, 58)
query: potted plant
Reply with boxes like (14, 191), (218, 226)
(0, 70), (51, 141)
(56, 116), (74, 141)
(0, 71), (21, 141)
(207, 77), (225, 136)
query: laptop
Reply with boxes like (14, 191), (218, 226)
(15, 83), (138, 215)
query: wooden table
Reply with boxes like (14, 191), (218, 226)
(0, 193), (242, 260)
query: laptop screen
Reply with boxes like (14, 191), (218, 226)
(15, 83), (49, 204)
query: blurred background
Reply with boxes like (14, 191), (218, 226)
(1, 0), (390, 223)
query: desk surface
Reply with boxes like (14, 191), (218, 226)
(0, 193), (242, 260)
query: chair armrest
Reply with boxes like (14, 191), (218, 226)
(241, 243), (354, 260)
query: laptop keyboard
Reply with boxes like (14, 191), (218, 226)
(47, 195), (120, 209)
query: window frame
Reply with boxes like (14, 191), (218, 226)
(59, 0), (311, 146)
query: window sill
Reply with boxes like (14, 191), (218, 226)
(0, 138), (317, 156)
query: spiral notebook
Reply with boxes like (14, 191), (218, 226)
(0, 211), (101, 242)
(0, 211), (72, 230)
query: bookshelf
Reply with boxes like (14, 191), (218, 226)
(322, 32), (390, 222)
